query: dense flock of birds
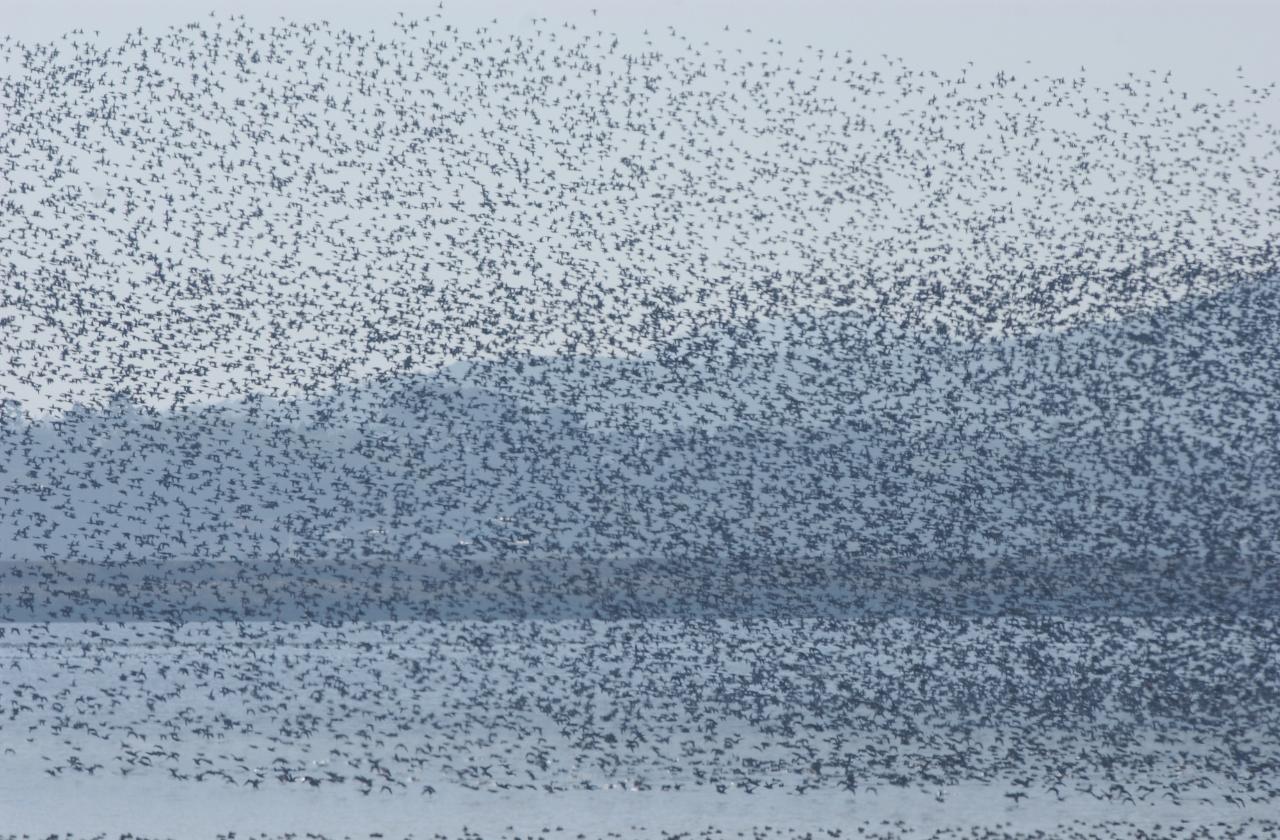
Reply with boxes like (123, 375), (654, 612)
(2, 619), (1278, 806)
(1, 9), (1278, 840)
(7, 822), (1280, 840)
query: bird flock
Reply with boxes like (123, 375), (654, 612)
(1, 9), (1278, 840)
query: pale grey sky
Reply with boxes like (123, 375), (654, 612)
(2, 0), (1276, 417)
(4, 0), (1279, 91)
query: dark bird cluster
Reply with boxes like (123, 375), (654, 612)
(0, 10), (1277, 839)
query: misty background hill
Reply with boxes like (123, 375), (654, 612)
(2, 266), (1275, 621)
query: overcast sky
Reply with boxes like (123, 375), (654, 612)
(4, 0), (1279, 92)
(3, 0), (1276, 417)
